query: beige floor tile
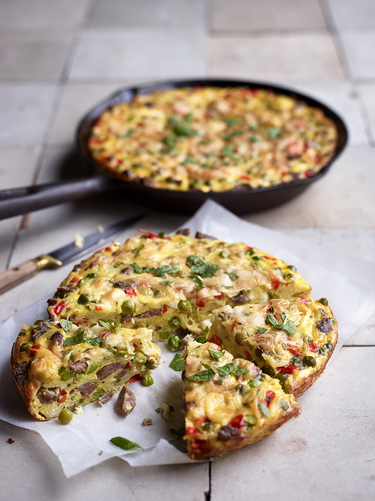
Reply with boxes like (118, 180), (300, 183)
(0, 85), (58, 145)
(89, 0), (207, 29)
(357, 84), (375, 144)
(0, 31), (73, 81)
(212, 0), (326, 32)
(326, 0), (375, 30)
(211, 346), (375, 501)
(0, 0), (91, 32)
(0, 420), (209, 501)
(210, 33), (344, 80)
(339, 31), (375, 80)
(48, 83), (136, 146)
(68, 29), (207, 80)
(246, 145), (375, 228)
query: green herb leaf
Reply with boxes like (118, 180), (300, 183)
(267, 127), (282, 139)
(98, 319), (112, 330)
(266, 313), (297, 336)
(208, 347), (225, 361)
(169, 354), (185, 371)
(214, 376), (224, 385)
(231, 367), (249, 376)
(187, 256), (220, 278)
(223, 118), (242, 127)
(186, 363), (215, 382)
(131, 263), (144, 274)
(153, 265), (179, 279)
(85, 336), (102, 346)
(250, 134), (262, 143)
(257, 327), (267, 334)
(217, 363), (238, 377)
(169, 426), (186, 439)
(219, 252), (228, 259)
(131, 244), (144, 257)
(110, 437), (143, 451)
(220, 145), (234, 157)
(222, 285), (233, 289)
(160, 281), (173, 286)
(196, 326), (209, 343)
(192, 275), (204, 292)
(181, 156), (198, 165)
(60, 319), (72, 332)
(155, 408), (161, 413)
(259, 404), (269, 418)
(63, 331), (84, 346)
(154, 290), (160, 296)
(225, 271), (239, 281)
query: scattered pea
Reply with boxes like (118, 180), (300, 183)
(168, 316), (181, 328)
(318, 298), (329, 306)
(145, 359), (157, 370)
(121, 300), (134, 315)
(78, 293), (90, 305)
(303, 355), (317, 367)
(159, 330), (170, 341)
(142, 374), (154, 386)
(134, 351), (148, 364)
(178, 300), (192, 312)
(58, 409), (73, 425)
(168, 335), (181, 352)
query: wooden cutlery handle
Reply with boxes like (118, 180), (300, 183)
(0, 259), (38, 294)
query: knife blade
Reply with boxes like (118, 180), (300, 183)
(0, 213), (146, 295)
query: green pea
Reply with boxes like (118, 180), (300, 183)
(142, 374), (154, 386)
(168, 335), (181, 352)
(318, 297), (329, 306)
(178, 300), (192, 312)
(145, 359), (157, 370)
(121, 300), (134, 315)
(86, 273), (98, 279)
(19, 343), (29, 352)
(158, 232), (166, 238)
(85, 361), (100, 375)
(275, 373), (289, 385)
(78, 293), (90, 305)
(323, 342), (334, 351)
(248, 378), (260, 388)
(58, 409), (73, 425)
(159, 330), (170, 341)
(244, 415), (257, 426)
(303, 355), (317, 367)
(134, 351), (147, 364)
(237, 385), (248, 396)
(168, 316), (181, 328)
(280, 399), (289, 411)
(201, 422), (215, 432)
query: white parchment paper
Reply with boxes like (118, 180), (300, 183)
(1, 200), (374, 477)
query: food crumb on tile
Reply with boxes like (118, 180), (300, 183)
(7, 438), (14, 444)
(142, 417), (153, 426)
(74, 234), (84, 248)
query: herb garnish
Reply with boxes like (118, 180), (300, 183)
(208, 347), (225, 361)
(196, 326), (209, 343)
(266, 313), (297, 336)
(169, 426), (186, 439)
(110, 437), (143, 451)
(169, 354), (185, 371)
(225, 271), (239, 281)
(98, 319), (121, 334)
(160, 281), (173, 286)
(257, 327), (268, 334)
(63, 331), (84, 346)
(186, 363), (215, 382)
(60, 319), (72, 332)
(131, 244), (144, 257)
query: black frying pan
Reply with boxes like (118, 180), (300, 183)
(0, 79), (348, 220)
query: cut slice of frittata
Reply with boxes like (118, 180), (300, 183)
(182, 341), (300, 459)
(208, 298), (338, 397)
(11, 319), (161, 421)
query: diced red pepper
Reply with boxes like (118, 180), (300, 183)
(250, 88), (258, 97)
(266, 390), (275, 400)
(137, 122), (144, 127)
(263, 255), (277, 261)
(164, 236), (171, 240)
(244, 350), (251, 359)
(128, 374), (142, 384)
(56, 323), (61, 328)
(196, 417), (206, 424)
(186, 426), (200, 435)
(274, 314), (281, 321)
(74, 321), (81, 327)
(309, 342), (319, 352)
(101, 330), (112, 338)
(104, 246), (112, 252)
(271, 279), (281, 291)
(289, 345), (301, 356)
(231, 322), (236, 331)
(29, 344), (41, 358)
(196, 299), (207, 308)
(125, 287), (137, 297)
(161, 305), (168, 315)
(229, 414), (245, 428)
(277, 365), (298, 374)
(300, 298), (311, 304)
(95, 305), (103, 311)
(214, 293), (223, 300)
(240, 175), (250, 181)
(58, 388), (68, 404)
(190, 439), (207, 448)
(70, 277), (80, 283)
(209, 335), (222, 346)
(246, 246), (254, 250)
(53, 301), (67, 316)
(126, 362), (131, 369)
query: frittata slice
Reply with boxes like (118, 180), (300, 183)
(10, 319), (161, 421)
(182, 341), (300, 459)
(209, 298), (338, 397)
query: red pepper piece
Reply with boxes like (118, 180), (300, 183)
(186, 426), (200, 435)
(245, 246), (254, 250)
(104, 246), (112, 252)
(229, 414), (245, 428)
(196, 417), (206, 424)
(300, 298), (311, 304)
(137, 122), (144, 127)
(309, 342), (319, 352)
(74, 321), (81, 327)
(161, 305), (168, 315)
(95, 305), (103, 311)
(231, 322), (236, 331)
(271, 279), (281, 291)
(53, 301), (67, 316)
(190, 438), (207, 448)
(263, 255), (277, 261)
(305, 170), (316, 178)
(196, 299), (206, 308)
(266, 390), (275, 400)
(277, 365), (298, 374)
(244, 350), (251, 359)
(214, 293), (223, 300)
(289, 345), (301, 356)
(29, 344), (41, 358)
(100, 330), (112, 338)
(240, 175), (250, 181)
(128, 374), (142, 384)
(70, 277), (80, 283)
(56, 323), (61, 328)
(125, 287), (137, 297)
(209, 335), (222, 347)
(58, 388), (68, 404)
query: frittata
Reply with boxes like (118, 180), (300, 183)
(182, 341), (300, 459)
(88, 86), (338, 192)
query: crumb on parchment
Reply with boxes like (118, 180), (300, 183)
(142, 417), (153, 426)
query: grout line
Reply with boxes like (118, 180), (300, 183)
(210, 27), (331, 37)
(354, 84), (375, 146)
(343, 344), (375, 348)
(204, 461), (212, 501)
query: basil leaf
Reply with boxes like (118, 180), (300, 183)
(196, 326), (209, 343)
(231, 367), (249, 376)
(160, 281), (173, 286)
(217, 362), (238, 377)
(98, 319), (113, 330)
(187, 255), (205, 267)
(186, 363), (215, 382)
(169, 354), (185, 371)
(110, 437), (143, 451)
(208, 347), (225, 361)
(257, 327), (267, 333)
(214, 376), (224, 385)
(153, 265), (179, 279)
(169, 426), (186, 439)
(60, 319), (72, 332)
(225, 272), (239, 281)
(266, 313), (297, 337)
(131, 244), (144, 257)
(258, 404), (269, 418)
(85, 336), (102, 346)
(63, 331), (84, 346)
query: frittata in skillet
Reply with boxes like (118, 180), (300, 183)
(209, 298), (338, 398)
(182, 341), (300, 459)
(88, 86), (338, 192)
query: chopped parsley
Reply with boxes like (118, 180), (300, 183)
(187, 255), (220, 278)
(257, 327), (268, 334)
(266, 313), (297, 336)
(160, 281), (173, 286)
(130, 244), (144, 257)
(98, 319), (121, 333)
(196, 326), (209, 343)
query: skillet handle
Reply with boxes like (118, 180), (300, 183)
(0, 176), (123, 220)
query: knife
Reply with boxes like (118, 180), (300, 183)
(0, 213), (146, 295)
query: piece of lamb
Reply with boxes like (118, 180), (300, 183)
(115, 386), (136, 417)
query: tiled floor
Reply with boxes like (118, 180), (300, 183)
(0, 1), (374, 500)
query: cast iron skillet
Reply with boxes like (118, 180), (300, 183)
(0, 79), (348, 220)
